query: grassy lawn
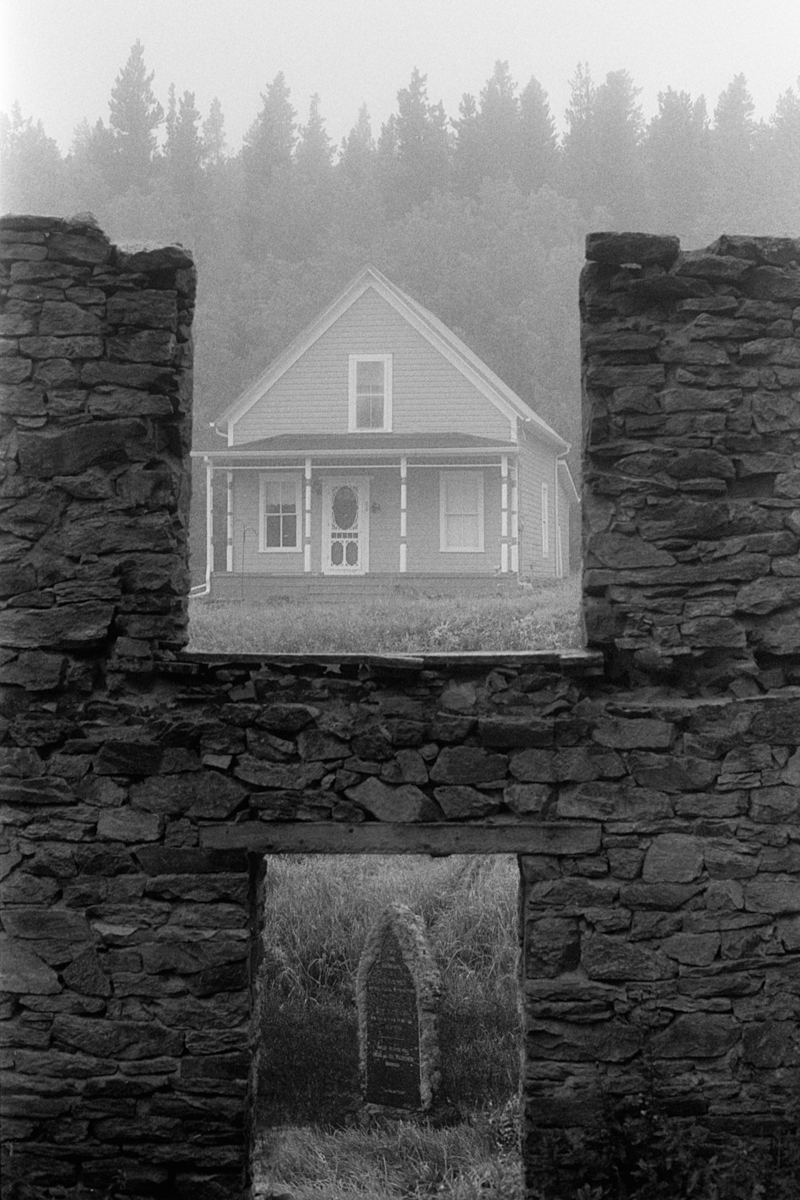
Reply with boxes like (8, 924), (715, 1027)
(187, 576), (583, 654)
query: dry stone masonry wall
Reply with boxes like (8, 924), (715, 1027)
(0, 213), (195, 679)
(0, 221), (799, 1200)
(582, 231), (800, 690)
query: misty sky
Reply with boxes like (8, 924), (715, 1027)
(2, 0), (798, 154)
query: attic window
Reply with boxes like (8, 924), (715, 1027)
(349, 355), (392, 431)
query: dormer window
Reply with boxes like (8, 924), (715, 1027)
(349, 354), (392, 431)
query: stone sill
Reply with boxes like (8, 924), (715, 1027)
(172, 648), (604, 672)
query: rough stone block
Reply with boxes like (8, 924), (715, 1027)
(585, 232), (680, 267)
(745, 875), (800, 913)
(592, 718), (674, 750)
(662, 932), (720, 965)
(17, 419), (147, 478)
(106, 290), (178, 330)
(0, 937), (61, 994)
(526, 917), (581, 977)
(429, 746), (508, 785)
(432, 786), (500, 818)
(504, 783), (552, 814)
(97, 808), (162, 843)
(581, 934), (672, 981)
(95, 741), (164, 776)
(651, 1013), (740, 1059)
(642, 834), (704, 883)
(345, 777), (440, 822)
(478, 716), (553, 748)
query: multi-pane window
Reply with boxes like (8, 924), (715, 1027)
(260, 476), (300, 551)
(440, 471), (484, 552)
(349, 355), (392, 431)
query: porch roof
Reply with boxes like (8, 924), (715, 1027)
(194, 431), (519, 460)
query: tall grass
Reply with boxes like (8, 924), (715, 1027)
(188, 577), (582, 654)
(256, 855), (520, 1126)
(255, 1117), (522, 1200)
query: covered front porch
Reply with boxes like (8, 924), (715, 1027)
(194, 433), (521, 598)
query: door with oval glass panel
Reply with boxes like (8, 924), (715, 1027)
(321, 478), (370, 574)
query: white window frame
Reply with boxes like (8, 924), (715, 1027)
(439, 470), (485, 553)
(259, 474), (302, 552)
(348, 354), (392, 432)
(541, 481), (550, 558)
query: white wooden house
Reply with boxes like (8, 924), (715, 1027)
(195, 267), (577, 597)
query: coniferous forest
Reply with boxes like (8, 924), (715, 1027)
(3, 44), (798, 556)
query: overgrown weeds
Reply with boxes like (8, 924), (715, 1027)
(188, 577), (582, 654)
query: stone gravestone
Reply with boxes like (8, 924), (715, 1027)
(356, 903), (442, 1111)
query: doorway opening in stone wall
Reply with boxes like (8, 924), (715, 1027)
(252, 853), (523, 1200)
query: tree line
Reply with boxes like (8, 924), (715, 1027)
(2, 41), (798, 459)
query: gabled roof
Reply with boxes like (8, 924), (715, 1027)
(212, 266), (569, 453)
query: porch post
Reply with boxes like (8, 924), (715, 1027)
(500, 455), (509, 573)
(304, 457), (312, 573)
(511, 460), (519, 574)
(226, 471), (233, 572)
(204, 457), (214, 592)
(399, 456), (407, 572)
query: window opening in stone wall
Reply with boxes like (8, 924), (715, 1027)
(187, 268), (582, 657)
(252, 853), (523, 1199)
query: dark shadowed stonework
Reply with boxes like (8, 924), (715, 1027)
(1, 221), (799, 1199)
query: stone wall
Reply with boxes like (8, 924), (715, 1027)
(0, 213), (195, 678)
(581, 231), (800, 689)
(1, 221), (799, 1200)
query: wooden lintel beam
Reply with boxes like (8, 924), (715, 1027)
(200, 821), (600, 856)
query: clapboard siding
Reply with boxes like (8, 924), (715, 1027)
(232, 288), (514, 445)
(517, 427), (558, 579)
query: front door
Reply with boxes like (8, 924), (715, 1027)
(322, 477), (370, 574)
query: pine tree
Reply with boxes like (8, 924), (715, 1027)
(379, 68), (450, 218)
(202, 98), (227, 169)
(295, 94), (333, 180)
(707, 74), (760, 233)
(0, 103), (65, 213)
(453, 63), (526, 196)
(241, 72), (296, 191)
(67, 117), (118, 207)
(645, 87), (709, 240)
(164, 89), (204, 195)
(108, 40), (164, 192)
(336, 105), (383, 249)
(339, 104), (376, 186)
(764, 80), (800, 233)
(561, 63), (597, 213)
(476, 61), (520, 183)
(562, 65), (645, 225)
(451, 92), (480, 194)
(517, 77), (559, 194)
(592, 69), (646, 226)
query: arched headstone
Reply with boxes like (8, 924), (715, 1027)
(356, 903), (442, 1111)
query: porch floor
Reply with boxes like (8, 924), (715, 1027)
(209, 572), (528, 602)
